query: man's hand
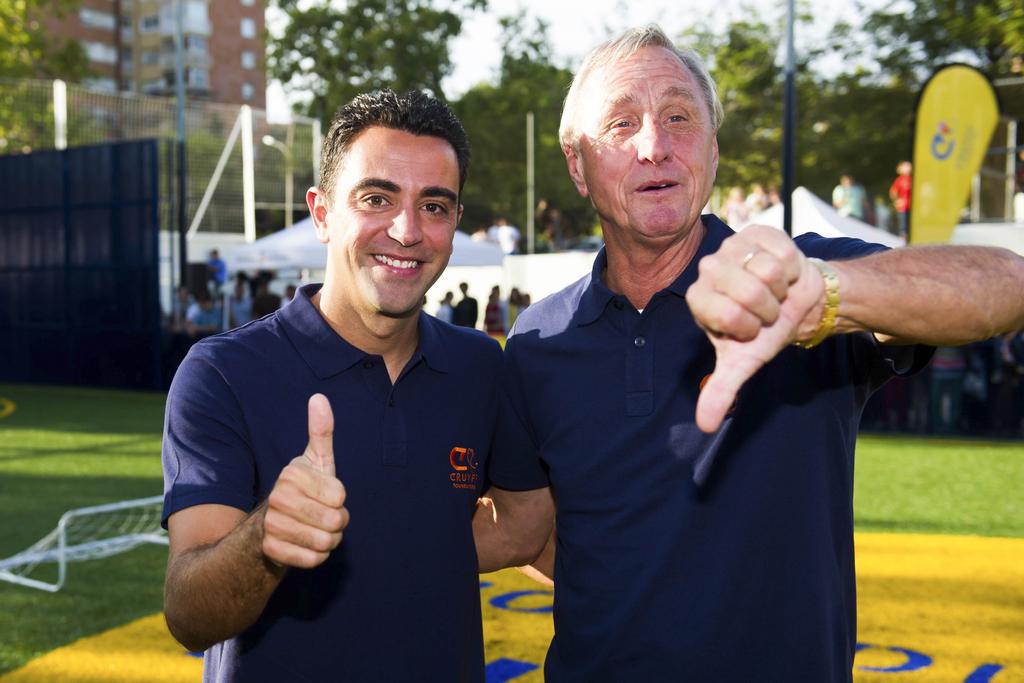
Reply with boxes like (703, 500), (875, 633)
(262, 393), (349, 568)
(686, 226), (825, 433)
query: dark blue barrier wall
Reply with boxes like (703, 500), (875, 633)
(0, 140), (162, 390)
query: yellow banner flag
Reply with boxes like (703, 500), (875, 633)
(910, 65), (1000, 245)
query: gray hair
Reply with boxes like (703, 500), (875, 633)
(558, 25), (725, 150)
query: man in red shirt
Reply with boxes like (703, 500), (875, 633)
(889, 160), (912, 240)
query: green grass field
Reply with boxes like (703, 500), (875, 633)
(0, 383), (1022, 676)
(0, 385), (166, 675)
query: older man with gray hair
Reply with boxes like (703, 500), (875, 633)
(474, 24), (1024, 682)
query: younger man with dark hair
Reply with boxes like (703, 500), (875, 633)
(162, 89), (504, 682)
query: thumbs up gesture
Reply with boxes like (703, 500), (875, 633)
(262, 394), (349, 568)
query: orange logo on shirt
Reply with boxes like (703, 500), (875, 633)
(449, 446), (480, 490)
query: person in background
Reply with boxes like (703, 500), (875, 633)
(185, 288), (222, 340)
(167, 285), (194, 334)
(991, 330), (1024, 436)
(251, 278), (282, 319)
(745, 183), (769, 214)
(436, 290), (455, 323)
(536, 198), (565, 250)
(487, 216), (522, 256)
(929, 346), (966, 434)
(506, 288), (523, 330)
(832, 174), (870, 222)
(228, 281), (253, 329)
(484, 285), (505, 338)
(719, 186), (749, 226)
(207, 249), (228, 296)
(889, 160), (913, 239)
(453, 281), (479, 328)
(283, 283), (297, 303)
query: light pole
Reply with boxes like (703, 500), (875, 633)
(526, 111), (535, 254)
(262, 134), (294, 228)
(781, 0), (796, 236)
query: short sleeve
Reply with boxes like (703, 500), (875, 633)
(486, 340), (550, 491)
(162, 347), (258, 527)
(795, 233), (935, 390)
(850, 331), (935, 394)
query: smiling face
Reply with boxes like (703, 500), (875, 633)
(564, 46), (719, 249)
(308, 126), (461, 321)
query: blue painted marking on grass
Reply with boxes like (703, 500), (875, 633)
(855, 643), (932, 672)
(964, 663), (1004, 682)
(485, 658), (540, 682)
(489, 590), (554, 613)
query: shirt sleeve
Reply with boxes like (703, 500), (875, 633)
(161, 345), (258, 527)
(795, 232), (935, 389)
(486, 338), (551, 492)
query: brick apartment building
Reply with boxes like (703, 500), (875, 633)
(45, 0), (266, 108)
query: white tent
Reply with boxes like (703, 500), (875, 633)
(226, 217), (505, 271)
(741, 186), (904, 248)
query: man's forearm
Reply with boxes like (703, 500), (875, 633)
(474, 498), (531, 572)
(516, 527), (556, 586)
(831, 245), (1024, 345)
(474, 487), (555, 573)
(164, 505), (285, 652)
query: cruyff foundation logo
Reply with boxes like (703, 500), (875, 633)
(449, 446), (479, 490)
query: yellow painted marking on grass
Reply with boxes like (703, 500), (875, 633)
(480, 568), (551, 681)
(4, 533), (1022, 682)
(0, 614), (202, 683)
(0, 398), (15, 420)
(854, 532), (1024, 682)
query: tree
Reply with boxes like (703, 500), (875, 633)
(826, 0), (1024, 201)
(267, 0), (486, 123)
(683, 13), (919, 213)
(0, 0), (89, 80)
(842, 0), (1024, 84)
(684, 19), (789, 197)
(452, 13), (593, 248)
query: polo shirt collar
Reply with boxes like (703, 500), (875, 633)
(575, 214), (735, 326)
(280, 283), (450, 379)
(575, 249), (615, 326)
(414, 312), (450, 374)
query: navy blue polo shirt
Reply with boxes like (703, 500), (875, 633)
(163, 284), (500, 683)
(490, 215), (932, 683)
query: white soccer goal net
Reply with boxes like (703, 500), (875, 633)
(0, 495), (168, 592)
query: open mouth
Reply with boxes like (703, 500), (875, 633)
(373, 254), (420, 270)
(637, 181), (678, 193)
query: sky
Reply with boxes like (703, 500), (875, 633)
(265, 0), (876, 122)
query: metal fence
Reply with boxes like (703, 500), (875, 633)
(0, 78), (320, 241)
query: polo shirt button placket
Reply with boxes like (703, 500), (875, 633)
(383, 389), (405, 466)
(625, 329), (653, 416)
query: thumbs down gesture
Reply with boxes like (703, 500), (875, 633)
(686, 226), (827, 433)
